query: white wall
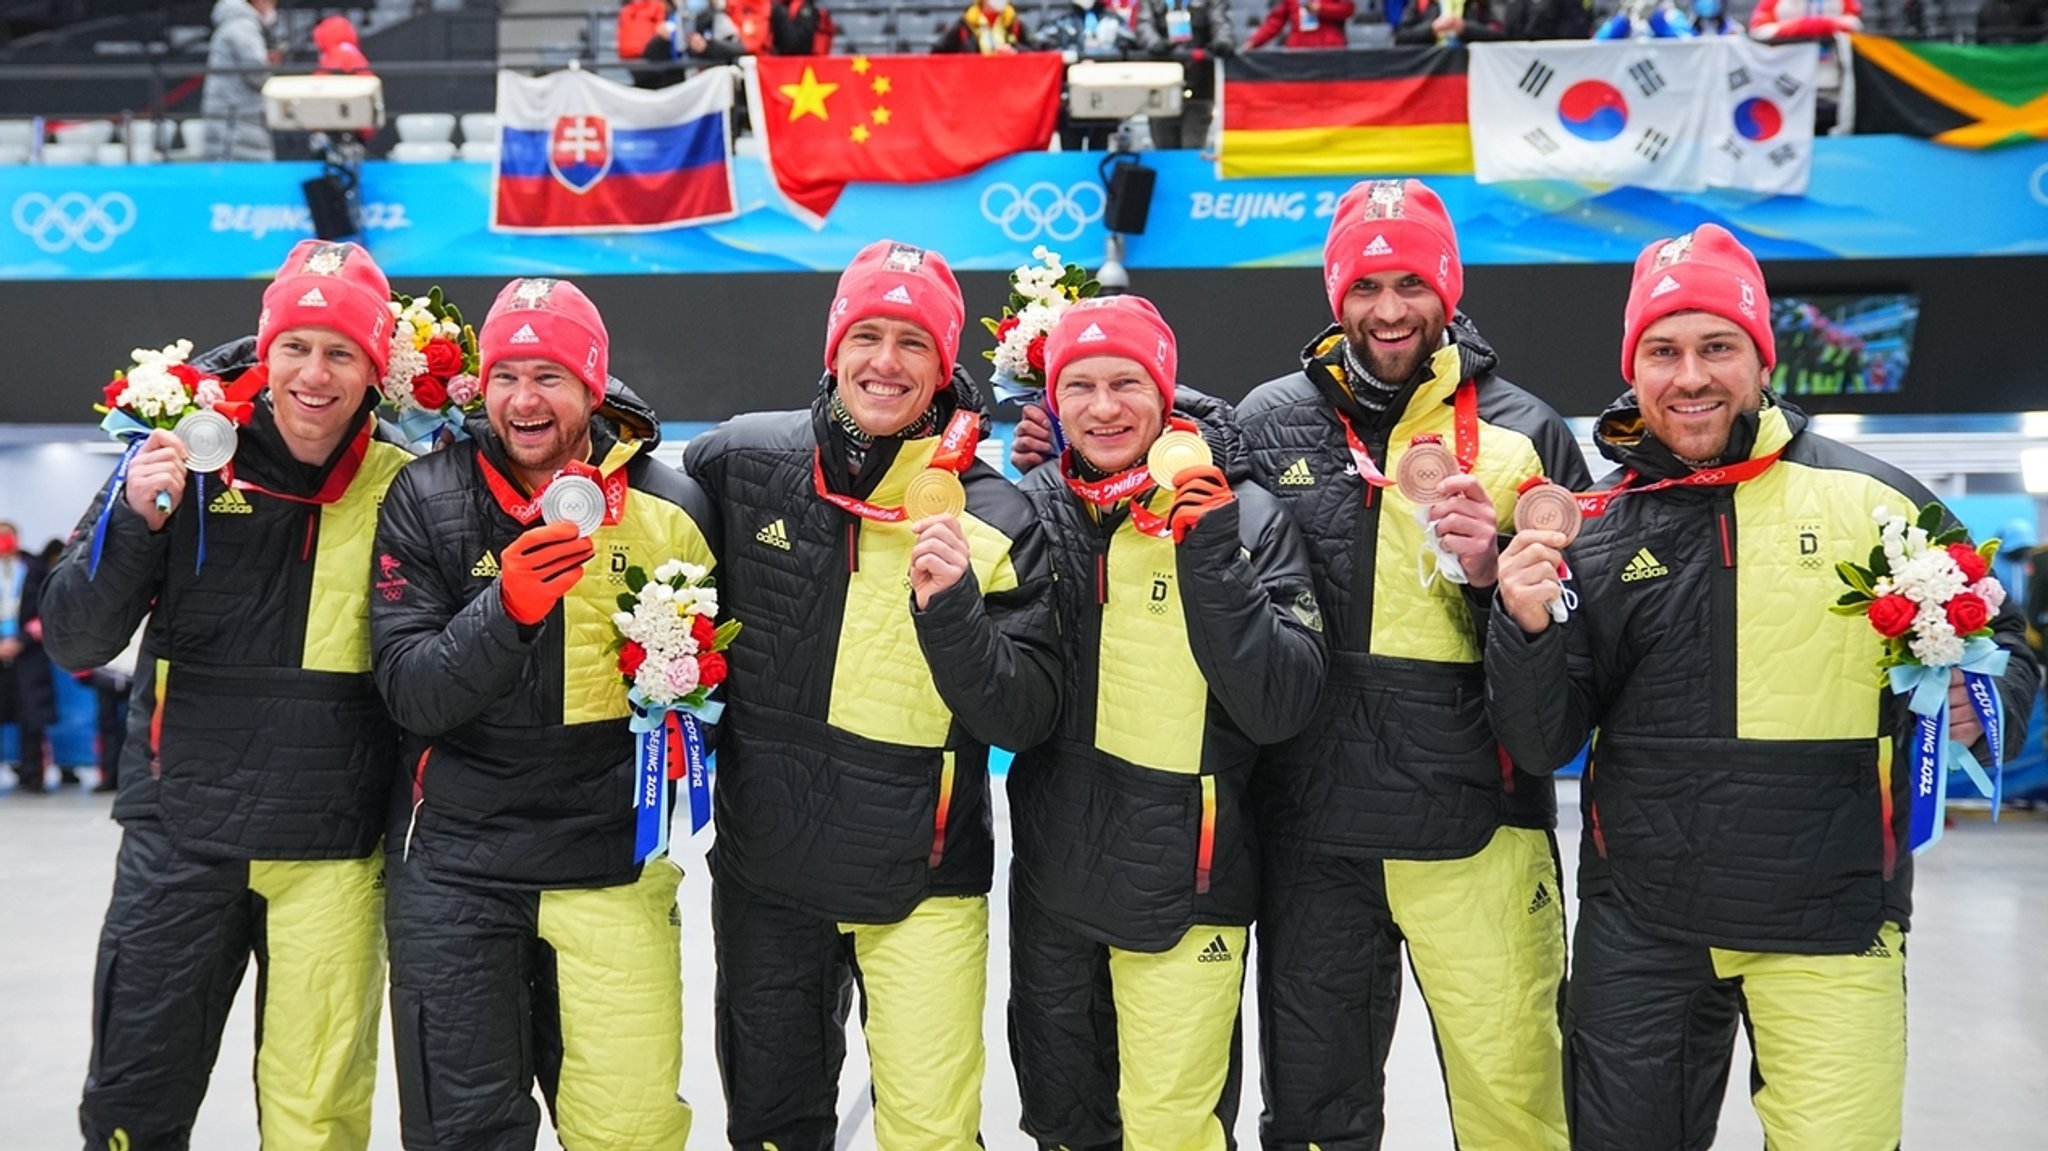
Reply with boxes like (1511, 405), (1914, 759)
(0, 442), (129, 553)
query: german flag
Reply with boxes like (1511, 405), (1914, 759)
(1219, 46), (1471, 179)
(1849, 35), (2048, 148)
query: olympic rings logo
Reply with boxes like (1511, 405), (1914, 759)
(980, 181), (1105, 243)
(12, 191), (136, 253)
(2031, 162), (2048, 208)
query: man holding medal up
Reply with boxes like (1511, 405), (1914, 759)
(370, 277), (716, 1150)
(41, 239), (410, 1150)
(1487, 224), (2036, 1150)
(682, 238), (1058, 1151)
(1008, 295), (1326, 1151)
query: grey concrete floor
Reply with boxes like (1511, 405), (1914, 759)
(3, 771), (2045, 1150)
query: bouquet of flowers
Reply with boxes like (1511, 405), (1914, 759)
(611, 559), (739, 851)
(97, 338), (241, 437)
(381, 287), (481, 446)
(1834, 502), (2011, 849)
(982, 245), (1099, 406)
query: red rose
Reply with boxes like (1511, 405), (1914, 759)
(423, 338), (465, 378)
(1026, 332), (1047, 373)
(697, 651), (728, 688)
(411, 376), (449, 409)
(1946, 542), (1989, 584)
(103, 377), (127, 408)
(1946, 592), (1990, 635)
(1867, 593), (1916, 639)
(167, 363), (203, 392)
(690, 614), (717, 649)
(996, 315), (1019, 342)
(618, 640), (648, 677)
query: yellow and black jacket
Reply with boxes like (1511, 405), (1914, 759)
(371, 390), (718, 890)
(1487, 396), (2038, 951)
(1012, 389), (1326, 951)
(41, 341), (409, 861)
(681, 369), (1059, 924)
(1237, 317), (1592, 859)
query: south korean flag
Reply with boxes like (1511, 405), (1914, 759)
(1468, 40), (1716, 193)
(1699, 38), (1820, 196)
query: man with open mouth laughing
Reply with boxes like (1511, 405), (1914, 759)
(370, 277), (714, 1150)
(42, 239), (412, 1151)
(684, 238), (1058, 1151)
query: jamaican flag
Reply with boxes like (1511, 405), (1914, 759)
(1218, 46), (1471, 179)
(1849, 35), (2048, 148)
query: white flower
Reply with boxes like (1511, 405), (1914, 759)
(381, 339), (427, 406)
(678, 562), (708, 584)
(645, 582), (675, 604)
(612, 611), (634, 631)
(1893, 550), (1968, 607)
(1909, 614), (1964, 666)
(653, 559), (685, 584)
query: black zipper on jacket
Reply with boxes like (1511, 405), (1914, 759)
(1710, 493), (1739, 738)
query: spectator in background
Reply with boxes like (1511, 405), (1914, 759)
(0, 520), (55, 793)
(1246, 0), (1356, 49)
(691, 0), (775, 58)
(1044, 0), (1142, 150)
(1499, 0), (1594, 37)
(202, 0), (279, 161)
(935, 0), (1035, 52)
(1688, 0), (1745, 33)
(313, 14), (370, 74)
(1135, 0), (1235, 150)
(1749, 0), (1862, 39)
(1395, 0), (1507, 42)
(1594, 0), (1697, 37)
(1977, 0), (2046, 41)
(773, 0), (839, 53)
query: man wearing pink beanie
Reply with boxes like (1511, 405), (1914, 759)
(684, 239), (1058, 1151)
(1237, 178), (1586, 1150)
(42, 239), (412, 1150)
(1006, 294), (1326, 1151)
(1489, 224), (2037, 1150)
(371, 276), (715, 1149)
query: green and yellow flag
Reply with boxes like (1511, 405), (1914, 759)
(1849, 35), (2048, 148)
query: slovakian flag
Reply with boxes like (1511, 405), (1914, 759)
(1218, 46), (1472, 179)
(1846, 35), (2048, 148)
(492, 66), (737, 234)
(746, 53), (1062, 224)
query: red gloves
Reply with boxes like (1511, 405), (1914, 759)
(499, 520), (594, 626)
(1168, 466), (1236, 545)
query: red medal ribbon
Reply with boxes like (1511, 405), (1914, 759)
(813, 409), (982, 523)
(1058, 416), (1200, 539)
(477, 452), (631, 527)
(1571, 450), (1784, 519)
(1339, 378), (1479, 494)
(222, 417), (373, 507)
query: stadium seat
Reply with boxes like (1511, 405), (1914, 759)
(394, 112), (457, 144)
(459, 112), (499, 146)
(94, 142), (129, 166)
(0, 120), (37, 150)
(39, 142), (96, 165)
(390, 140), (458, 163)
(0, 146), (28, 166)
(52, 119), (114, 147)
(175, 119), (209, 160)
(459, 140), (500, 163)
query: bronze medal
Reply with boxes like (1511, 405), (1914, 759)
(1394, 441), (1457, 505)
(1513, 482), (1583, 545)
(904, 469), (967, 520)
(1146, 429), (1213, 490)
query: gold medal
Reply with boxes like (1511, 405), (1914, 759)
(1394, 441), (1457, 505)
(1146, 429), (1213, 490)
(1513, 482), (1583, 545)
(904, 469), (967, 520)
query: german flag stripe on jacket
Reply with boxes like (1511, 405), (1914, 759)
(371, 411), (717, 890)
(1237, 318), (1593, 858)
(681, 371), (1059, 924)
(40, 397), (411, 861)
(1011, 390), (1326, 951)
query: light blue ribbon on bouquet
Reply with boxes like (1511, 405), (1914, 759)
(1889, 637), (2009, 853)
(628, 689), (724, 861)
(990, 371), (1067, 455)
(388, 407), (468, 450)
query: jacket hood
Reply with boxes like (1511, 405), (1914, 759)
(1593, 388), (1807, 479)
(598, 375), (661, 448)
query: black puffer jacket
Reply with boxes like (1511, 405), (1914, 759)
(371, 383), (720, 889)
(1011, 388), (1325, 951)
(1237, 316), (1591, 859)
(1487, 396), (2038, 951)
(682, 369), (1059, 923)
(41, 339), (409, 859)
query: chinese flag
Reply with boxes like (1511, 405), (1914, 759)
(750, 53), (1062, 222)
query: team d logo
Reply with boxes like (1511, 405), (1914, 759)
(548, 114), (612, 193)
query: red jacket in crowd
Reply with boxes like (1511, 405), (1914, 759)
(1246, 0), (1356, 47)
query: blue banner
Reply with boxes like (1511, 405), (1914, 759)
(5, 136), (2046, 280)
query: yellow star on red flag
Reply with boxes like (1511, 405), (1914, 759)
(779, 67), (838, 122)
